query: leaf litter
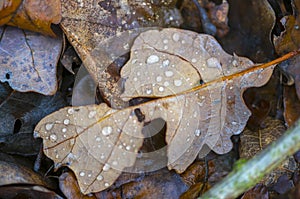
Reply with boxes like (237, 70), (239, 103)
(33, 28), (284, 194)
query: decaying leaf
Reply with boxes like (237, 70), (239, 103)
(59, 171), (96, 199)
(0, 26), (62, 95)
(283, 86), (300, 127)
(34, 28), (277, 194)
(240, 117), (297, 185)
(220, 0), (276, 62)
(273, 0), (300, 55)
(97, 168), (188, 199)
(0, 185), (63, 199)
(0, 160), (48, 187)
(0, 0), (61, 37)
(60, 0), (183, 108)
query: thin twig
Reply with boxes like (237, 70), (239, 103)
(200, 119), (300, 199)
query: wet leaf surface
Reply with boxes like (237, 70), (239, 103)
(60, 0), (192, 108)
(34, 28), (275, 194)
(0, 0), (61, 36)
(0, 26), (63, 95)
(59, 171), (96, 199)
(2, 0), (300, 198)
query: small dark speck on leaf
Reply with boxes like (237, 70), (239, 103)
(134, 108), (145, 122)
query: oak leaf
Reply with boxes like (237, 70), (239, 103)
(60, 0), (183, 108)
(34, 28), (275, 194)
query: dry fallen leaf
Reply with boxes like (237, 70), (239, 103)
(0, 26), (62, 95)
(220, 0), (276, 62)
(0, 0), (61, 37)
(60, 0), (183, 108)
(0, 160), (47, 187)
(273, 0), (300, 55)
(240, 117), (297, 186)
(34, 28), (276, 194)
(283, 86), (300, 127)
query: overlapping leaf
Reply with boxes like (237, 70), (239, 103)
(34, 28), (275, 194)
(0, 26), (62, 95)
(0, 0), (61, 37)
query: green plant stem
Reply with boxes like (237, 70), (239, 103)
(200, 119), (300, 199)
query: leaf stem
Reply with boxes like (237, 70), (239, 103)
(199, 118), (300, 199)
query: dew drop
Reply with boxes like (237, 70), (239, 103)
(88, 174), (92, 177)
(164, 45), (168, 50)
(97, 175), (103, 181)
(50, 134), (57, 142)
(172, 33), (180, 42)
(104, 182), (110, 187)
(206, 57), (220, 68)
(156, 76), (162, 82)
(62, 128), (67, 133)
(96, 137), (101, 141)
(229, 86), (233, 90)
(45, 123), (53, 131)
(146, 55), (160, 64)
(195, 129), (201, 136)
(232, 121), (237, 125)
(102, 126), (113, 136)
(112, 160), (118, 166)
(165, 70), (173, 77)
(88, 111), (97, 119)
(164, 81), (170, 87)
(133, 77), (138, 81)
(103, 163), (110, 171)
(158, 86), (164, 92)
(123, 43), (129, 50)
(79, 171), (85, 177)
(67, 108), (74, 114)
(146, 88), (152, 94)
(162, 59), (170, 67)
(174, 79), (182, 87)
(131, 59), (137, 64)
(163, 39), (168, 44)
(191, 58), (197, 63)
(126, 145), (131, 151)
(63, 119), (70, 125)
(232, 59), (238, 67)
